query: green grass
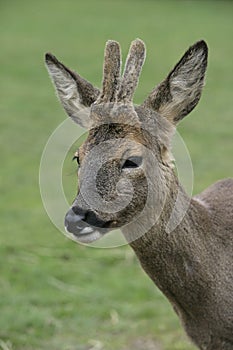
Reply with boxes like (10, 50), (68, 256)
(1, 0), (233, 349)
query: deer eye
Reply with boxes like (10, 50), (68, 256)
(122, 156), (142, 169)
(72, 151), (80, 165)
(72, 155), (80, 164)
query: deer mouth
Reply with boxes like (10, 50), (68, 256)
(64, 223), (111, 244)
(64, 208), (113, 243)
(65, 226), (107, 244)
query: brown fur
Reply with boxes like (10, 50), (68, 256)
(45, 40), (233, 350)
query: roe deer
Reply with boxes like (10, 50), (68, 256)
(45, 39), (233, 350)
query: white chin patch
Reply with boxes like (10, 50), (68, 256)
(64, 226), (104, 244)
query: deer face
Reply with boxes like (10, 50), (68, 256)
(45, 39), (208, 243)
(64, 102), (158, 243)
(70, 122), (148, 242)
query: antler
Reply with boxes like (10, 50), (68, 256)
(117, 39), (146, 102)
(97, 39), (146, 104)
(98, 40), (122, 103)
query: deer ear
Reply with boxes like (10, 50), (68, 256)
(45, 53), (100, 128)
(143, 40), (208, 124)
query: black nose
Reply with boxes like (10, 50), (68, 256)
(64, 206), (109, 236)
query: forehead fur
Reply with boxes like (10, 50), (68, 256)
(91, 102), (138, 125)
(81, 123), (147, 154)
(79, 104), (175, 159)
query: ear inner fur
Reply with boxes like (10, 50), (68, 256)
(45, 53), (100, 128)
(45, 53), (100, 107)
(142, 40), (208, 124)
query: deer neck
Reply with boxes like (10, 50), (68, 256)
(122, 170), (215, 318)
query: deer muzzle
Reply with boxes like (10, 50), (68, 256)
(64, 206), (111, 243)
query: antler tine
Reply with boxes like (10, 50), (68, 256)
(98, 40), (121, 103)
(117, 39), (146, 102)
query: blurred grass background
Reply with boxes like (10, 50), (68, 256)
(0, 1), (232, 349)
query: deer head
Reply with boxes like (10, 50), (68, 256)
(45, 39), (208, 244)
